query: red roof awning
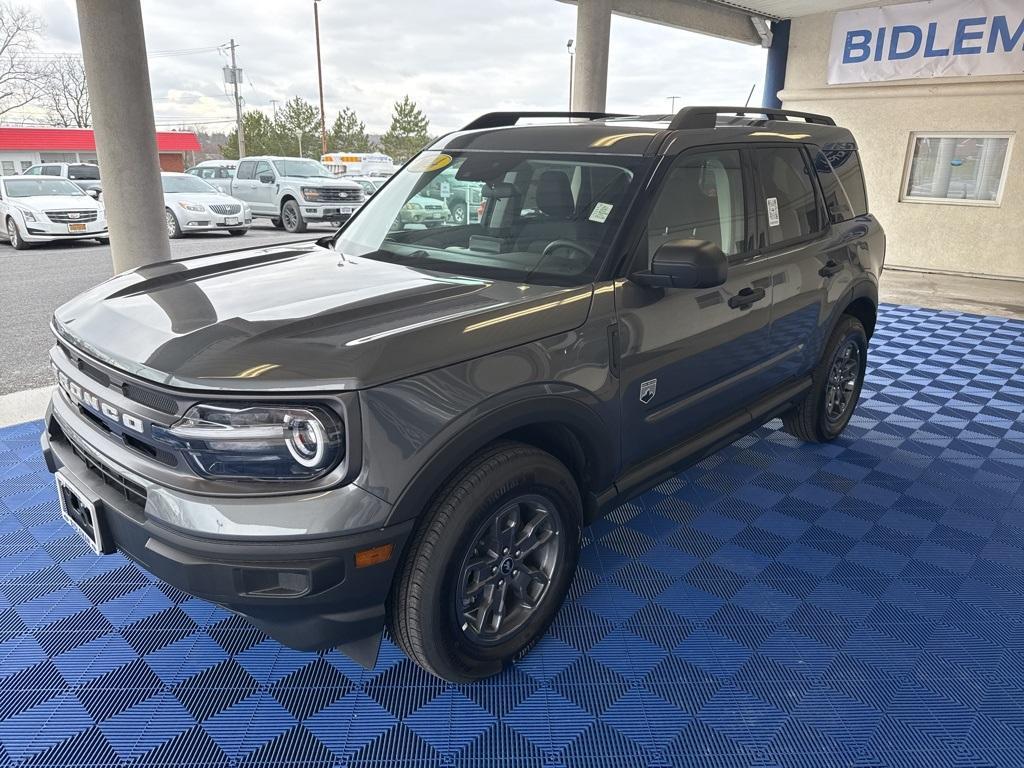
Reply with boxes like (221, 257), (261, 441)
(0, 127), (201, 153)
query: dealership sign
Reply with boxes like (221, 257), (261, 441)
(828, 0), (1024, 84)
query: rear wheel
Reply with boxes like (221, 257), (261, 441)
(280, 200), (307, 233)
(165, 208), (182, 239)
(782, 314), (868, 443)
(389, 441), (582, 682)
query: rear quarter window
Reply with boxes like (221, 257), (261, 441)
(236, 161), (255, 180)
(813, 146), (868, 222)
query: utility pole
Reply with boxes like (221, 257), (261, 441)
(567, 39), (575, 112)
(314, 0), (327, 155)
(667, 95), (681, 113)
(270, 99), (279, 119)
(229, 38), (245, 157)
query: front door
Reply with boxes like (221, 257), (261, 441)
(251, 161), (278, 214)
(614, 147), (776, 468)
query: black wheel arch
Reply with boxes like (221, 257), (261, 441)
(829, 278), (878, 342)
(385, 392), (616, 530)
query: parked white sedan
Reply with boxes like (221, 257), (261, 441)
(0, 176), (108, 249)
(162, 172), (251, 238)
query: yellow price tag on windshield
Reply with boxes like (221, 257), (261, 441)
(407, 153), (452, 173)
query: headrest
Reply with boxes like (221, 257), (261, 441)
(536, 171), (574, 218)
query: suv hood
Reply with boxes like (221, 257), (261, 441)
(53, 243), (594, 391)
(282, 176), (360, 188)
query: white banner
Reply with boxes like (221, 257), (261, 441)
(828, 0), (1024, 85)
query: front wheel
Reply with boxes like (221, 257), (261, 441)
(95, 237), (109, 245)
(280, 200), (307, 233)
(165, 208), (182, 239)
(782, 314), (868, 443)
(7, 217), (28, 250)
(228, 229), (248, 237)
(389, 441), (582, 682)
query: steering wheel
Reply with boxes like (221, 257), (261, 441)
(541, 239), (595, 262)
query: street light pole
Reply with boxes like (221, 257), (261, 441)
(229, 38), (245, 158)
(567, 39), (574, 111)
(314, 0), (327, 156)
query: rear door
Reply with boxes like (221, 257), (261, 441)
(614, 146), (776, 467)
(751, 145), (832, 383)
(232, 160), (259, 207)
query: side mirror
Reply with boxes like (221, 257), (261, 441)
(633, 239), (728, 289)
(85, 188), (99, 199)
(258, 174), (274, 184)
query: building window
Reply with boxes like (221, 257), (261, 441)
(19, 161), (32, 173)
(39, 152), (77, 163)
(902, 134), (1012, 206)
(1, 161), (14, 176)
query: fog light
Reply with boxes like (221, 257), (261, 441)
(355, 543), (393, 569)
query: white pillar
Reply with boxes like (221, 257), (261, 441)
(928, 138), (957, 199)
(572, 0), (612, 112)
(77, 0), (171, 273)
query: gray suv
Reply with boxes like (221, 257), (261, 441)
(41, 107), (884, 682)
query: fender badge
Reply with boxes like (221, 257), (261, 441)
(640, 379), (657, 405)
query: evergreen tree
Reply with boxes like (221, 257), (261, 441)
(379, 96), (430, 163)
(273, 96), (321, 158)
(328, 107), (374, 152)
(221, 110), (279, 159)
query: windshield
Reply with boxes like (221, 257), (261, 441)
(335, 150), (647, 285)
(68, 164), (100, 180)
(161, 175), (218, 194)
(272, 159), (333, 178)
(5, 179), (85, 198)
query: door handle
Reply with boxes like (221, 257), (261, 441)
(728, 286), (766, 310)
(819, 260), (843, 277)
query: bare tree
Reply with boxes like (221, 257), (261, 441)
(42, 55), (90, 127)
(0, 3), (45, 117)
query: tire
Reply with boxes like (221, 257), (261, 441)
(7, 217), (28, 250)
(280, 200), (307, 233)
(271, 217), (284, 230)
(782, 314), (868, 443)
(450, 203), (467, 225)
(95, 237), (109, 245)
(389, 441), (582, 682)
(165, 208), (182, 239)
(228, 229), (248, 237)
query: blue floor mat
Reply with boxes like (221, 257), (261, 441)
(1, 304), (1023, 768)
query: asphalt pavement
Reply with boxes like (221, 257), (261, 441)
(0, 223), (326, 395)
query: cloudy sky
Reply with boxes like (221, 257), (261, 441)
(31, 0), (766, 135)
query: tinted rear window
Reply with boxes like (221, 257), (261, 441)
(755, 147), (822, 246)
(236, 160), (255, 180)
(813, 146), (868, 222)
(68, 164), (100, 180)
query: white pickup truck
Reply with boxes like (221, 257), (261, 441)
(230, 156), (365, 233)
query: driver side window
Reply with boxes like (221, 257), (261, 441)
(642, 149), (746, 268)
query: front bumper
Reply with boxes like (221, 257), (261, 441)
(41, 397), (411, 666)
(177, 209), (252, 232)
(299, 201), (360, 221)
(24, 218), (108, 242)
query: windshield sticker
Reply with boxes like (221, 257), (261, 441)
(407, 153), (453, 174)
(590, 202), (613, 223)
(766, 197), (780, 227)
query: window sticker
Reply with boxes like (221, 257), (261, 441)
(766, 196), (780, 227)
(589, 202), (613, 223)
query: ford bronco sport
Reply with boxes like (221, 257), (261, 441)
(41, 107), (884, 682)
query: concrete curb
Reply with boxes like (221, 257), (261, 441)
(0, 386), (52, 428)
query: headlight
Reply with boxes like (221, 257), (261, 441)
(153, 403), (344, 481)
(404, 202), (422, 211)
(301, 187), (322, 201)
(19, 209), (37, 222)
(177, 201), (205, 212)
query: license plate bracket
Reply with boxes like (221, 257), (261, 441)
(55, 471), (111, 555)
(68, 223), (87, 233)
(224, 217), (239, 226)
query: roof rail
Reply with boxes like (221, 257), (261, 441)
(668, 106), (836, 131)
(461, 111), (629, 131)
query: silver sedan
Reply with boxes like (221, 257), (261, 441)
(161, 172), (252, 239)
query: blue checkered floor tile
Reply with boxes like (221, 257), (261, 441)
(2, 304), (1024, 767)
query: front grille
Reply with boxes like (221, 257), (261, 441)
(121, 381), (178, 415)
(313, 188), (362, 203)
(424, 203), (444, 210)
(209, 204), (241, 215)
(45, 210), (98, 224)
(64, 430), (148, 509)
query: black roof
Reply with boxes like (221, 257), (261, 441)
(439, 107), (857, 156)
